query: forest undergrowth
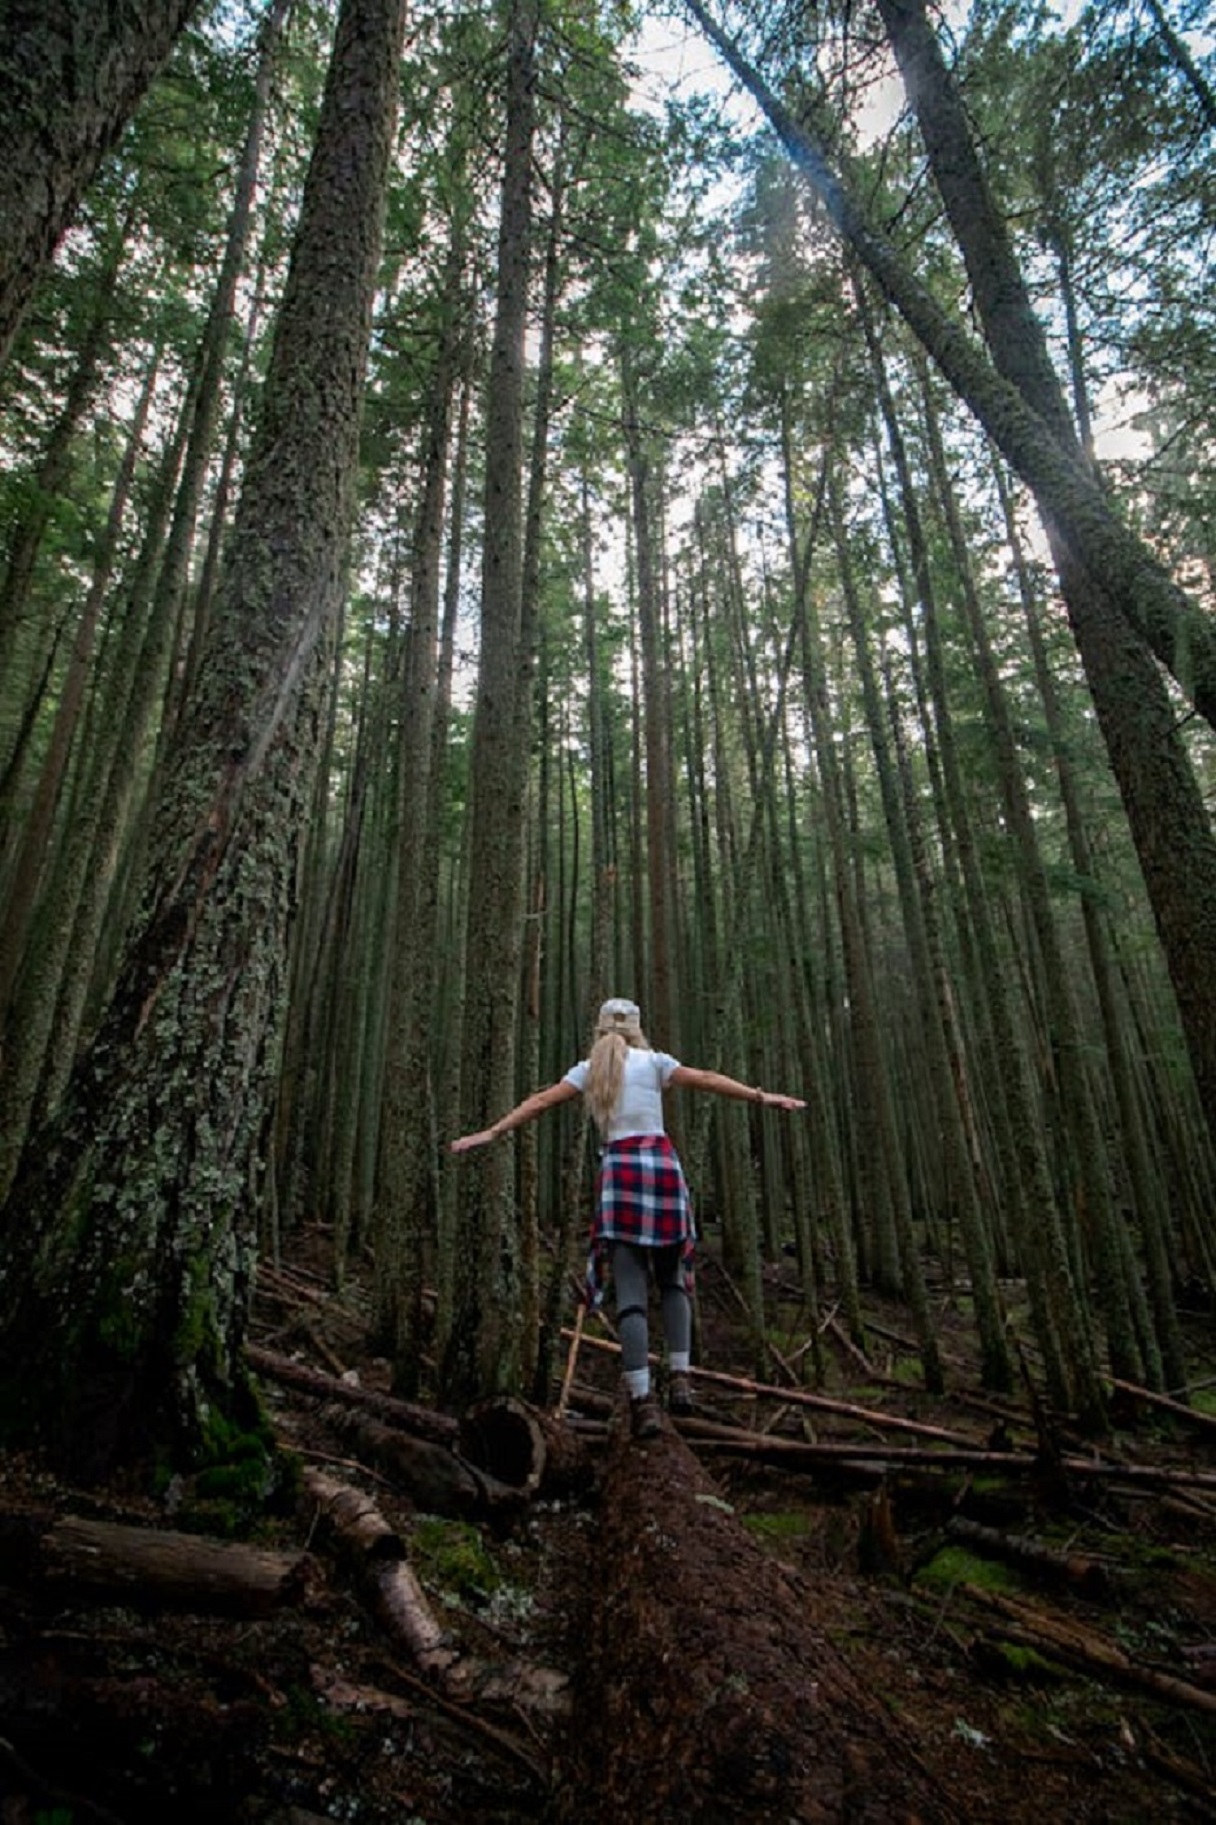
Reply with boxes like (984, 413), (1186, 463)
(0, 1231), (1213, 1823)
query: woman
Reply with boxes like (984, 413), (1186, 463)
(449, 998), (806, 1439)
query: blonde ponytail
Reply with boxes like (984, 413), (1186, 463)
(583, 999), (651, 1132)
(585, 1031), (627, 1132)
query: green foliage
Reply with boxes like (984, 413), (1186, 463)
(915, 1545), (1018, 1594)
(410, 1515), (502, 1604)
(984, 1641), (1059, 1681)
(742, 1509), (813, 1540)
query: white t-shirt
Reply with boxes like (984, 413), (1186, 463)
(564, 1046), (681, 1142)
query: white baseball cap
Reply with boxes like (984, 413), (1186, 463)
(598, 997), (641, 1027)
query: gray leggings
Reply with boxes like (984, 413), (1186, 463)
(610, 1240), (691, 1373)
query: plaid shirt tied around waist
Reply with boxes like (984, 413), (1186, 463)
(585, 1133), (695, 1306)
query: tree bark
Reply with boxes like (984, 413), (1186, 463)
(0, 0), (204, 368)
(440, 0), (540, 1409)
(558, 1419), (957, 1819)
(0, 0), (408, 1476)
(1, 1512), (312, 1614)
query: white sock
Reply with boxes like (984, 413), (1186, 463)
(668, 1352), (690, 1373)
(625, 1367), (650, 1399)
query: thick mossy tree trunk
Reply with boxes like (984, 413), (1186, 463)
(0, 0), (204, 369)
(0, 0), (407, 1476)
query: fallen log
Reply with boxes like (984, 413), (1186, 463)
(556, 1407), (961, 1821)
(1110, 1376), (1216, 1438)
(248, 1344), (458, 1443)
(317, 1402), (523, 1517)
(459, 1394), (593, 1501)
(963, 1584), (1216, 1716)
(0, 1513), (312, 1616)
(946, 1515), (1112, 1597)
(303, 1468), (459, 1678)
(680, 1414), (1216, 1492)
(302, 1468), (569, 1718)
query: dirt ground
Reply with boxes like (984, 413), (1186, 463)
(1, 1240), (1214, 1823)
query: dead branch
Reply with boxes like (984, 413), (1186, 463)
(301, 1468), (570, 1718)
(563, 1327), (985, 1447)
(248, 1344), (458, 1443)
(680, 1415), (1216, 1492)
(963, 1584), (1216, 1716)
(825, 1312), (881, 1380)
(1111, 1376), (1216, 1438)
(315, 1667), (549, 1788)
(946, 1515), (1112, 1597)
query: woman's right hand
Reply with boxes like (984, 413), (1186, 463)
(449, 1129), (497, 1154)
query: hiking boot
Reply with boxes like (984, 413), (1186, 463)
(630, 1394), (661, 1440)
(668, 1372), (694, 1417)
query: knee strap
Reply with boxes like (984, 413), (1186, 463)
(616, 1304), (648, 1324)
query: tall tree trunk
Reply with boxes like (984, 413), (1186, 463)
(0, 210), (128, 751)
(867, 316), (1101, 1418)
(0, 0), (407, 1476)
(374, 181), (472, 1385)
(787, 460), (942, 1388)
(0, 344), (159, 1022)
(439, 0), (539, 1411)
(829, 455), (1011, 1391)
(156, 0), (292, 746)
(0, 372), (190, 1199)
(0, 0), (204, 368)
(918, 368), (1152, 1386)
(621, 343), (679, 1050)
(995, 463), (1187, 1394)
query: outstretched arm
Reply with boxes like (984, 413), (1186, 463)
(669, 1065), (806, 1112)
(449, 1077), (580, 1153)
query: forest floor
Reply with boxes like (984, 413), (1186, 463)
(1, 1231), (1214, 1823)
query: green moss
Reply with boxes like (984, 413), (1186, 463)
(987, 1641), (1061, 1682)
(1192, 1388), (1216, 1417)
(412, 1515), (501, 1603)
(94, 1258), (149, 1362)
(743, 1510), (812, 1540)
(915, 1545), (1017, 1594)
(278, 1685), (356, 1745)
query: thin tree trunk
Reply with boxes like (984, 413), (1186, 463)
(829, 456), (1010, 1391)
(621, 343), (679, 1049)
(919, 367), (1151, 1386)
(0, 345), (158, 1023)
(868, 319), (1100, 1418)
(0, 211), (128, 757)
(439, 0), (539, 1409)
